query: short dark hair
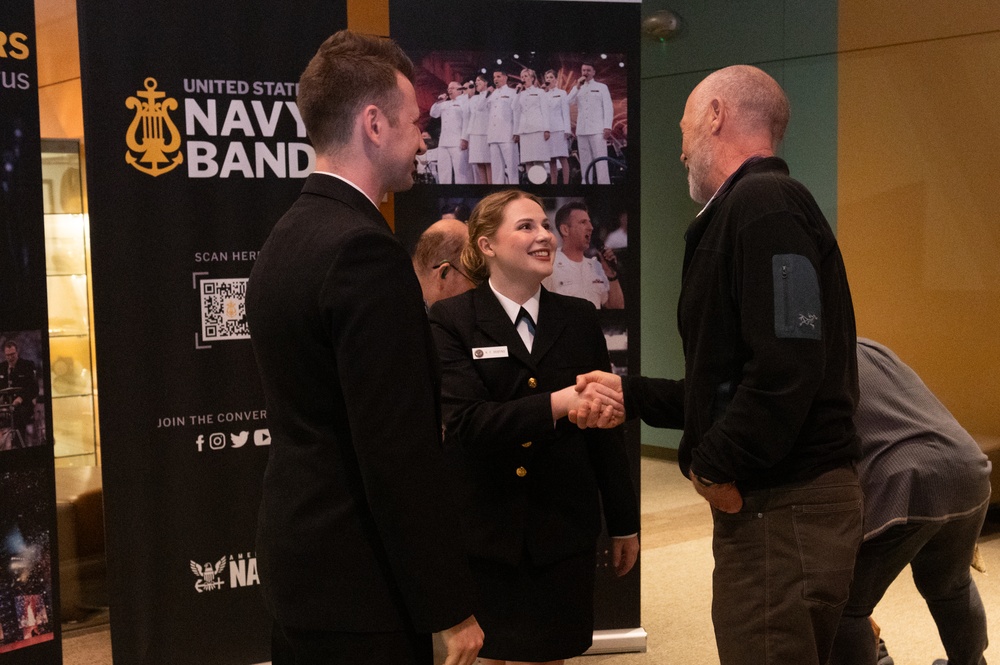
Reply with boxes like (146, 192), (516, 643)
(440, 202), (471, 222)
(297, 30), (415, 153)
(3, 341), (17, 351)
(554, 201), (589, 234)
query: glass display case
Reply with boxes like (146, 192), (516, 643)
(41, 139), (98, 466)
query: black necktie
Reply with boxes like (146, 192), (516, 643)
(517, 307), (535, 336)
(516, 307), (535, 351)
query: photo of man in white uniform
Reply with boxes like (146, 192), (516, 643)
(567, 63), (614, 184)
(429, 81), (470, 184)
(543, 201), (623, 309)
(487, 70), (519, 185)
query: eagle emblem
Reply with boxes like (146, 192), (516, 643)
(190, 557), (227, 592)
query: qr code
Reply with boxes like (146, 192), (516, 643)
(200, 278), (249, 341)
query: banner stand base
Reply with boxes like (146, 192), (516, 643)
(259, 627), (648, 665)
(584, 627), (648, 655)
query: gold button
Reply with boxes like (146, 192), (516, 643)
(521, 441), (532, 448)
(527, 378), (538, 389)
(516, 466), (527, 477)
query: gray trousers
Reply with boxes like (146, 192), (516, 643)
(711, 465), (863, 665)
(829, 500), (990, 665)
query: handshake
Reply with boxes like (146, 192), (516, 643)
(564, 370), (626, 429)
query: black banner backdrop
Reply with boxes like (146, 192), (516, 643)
(390, 0), (644, 653)
(77, 2), (346, 662)
(0, 1), (62, 663)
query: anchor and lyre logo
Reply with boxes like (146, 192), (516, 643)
(125, 77), (184, 176)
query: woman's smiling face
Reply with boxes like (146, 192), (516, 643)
(480, 197), (555, 286)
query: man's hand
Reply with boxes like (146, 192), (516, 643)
(440, 614), (483, 665)
(568, 371), (624, 429)
(598, 247), (619, 278)
(460, 139), (469, 151)
(575, 370), (622, 394)
(612, 535), (639, 577)
(689, 470), (743, 513)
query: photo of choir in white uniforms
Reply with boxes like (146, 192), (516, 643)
(410, 51), (627, 185)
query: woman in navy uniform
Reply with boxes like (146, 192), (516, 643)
(512, 69), (551, 182)
(429, 190), (639, 665)
(543, 70), (572, 185)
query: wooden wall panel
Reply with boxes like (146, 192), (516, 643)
(838, 31), (1000, 434)
(840, 0), (1000, 53)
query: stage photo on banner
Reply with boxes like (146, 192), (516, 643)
(0, 469), (56, 654)
(0, 331), (48, 452)
(0, 1), (62, 663)
(411, 50), (628, 186)
(76, 1), (347, 662)
(392, 0), (642, 648)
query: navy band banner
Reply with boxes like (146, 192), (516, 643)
(390, 0), (644, 652)
(0, 2), (62, 663)
(77, 2), (346, 662)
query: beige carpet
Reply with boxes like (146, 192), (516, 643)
(63, 456), (999, 665)
(583, 457), (1000, 665)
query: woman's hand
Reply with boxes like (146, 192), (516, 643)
(551, 380), (623, 424)
(568, 371), (625, 429)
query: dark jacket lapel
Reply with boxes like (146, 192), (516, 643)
(472, 283), (536, 370)
(530, 287), (568, 363)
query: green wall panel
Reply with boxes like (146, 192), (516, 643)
(641, 0), (785, 80)
(782, 55), (838, 230)
(639, 0), (839, 449)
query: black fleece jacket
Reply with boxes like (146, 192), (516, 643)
(627, 157), (860, 491)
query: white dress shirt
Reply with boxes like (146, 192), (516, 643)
(488, 280), (540, 352)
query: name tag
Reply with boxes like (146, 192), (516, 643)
(472, 346), (508, 360)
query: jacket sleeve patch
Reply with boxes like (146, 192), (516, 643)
(772, 254), (822, 340)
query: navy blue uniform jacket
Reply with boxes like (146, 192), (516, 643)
(430, 283), (639, 567)
(246, 174), (475, 633)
